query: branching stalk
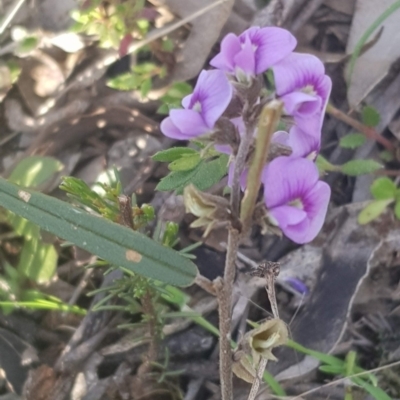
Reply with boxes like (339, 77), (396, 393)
(217, 116), (257, 399)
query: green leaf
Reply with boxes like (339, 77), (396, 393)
(168, 153), (201, 171)
(316, 155), (339, 174)
(319, 365), (343, 374)
(166, 82), (192, 99)
(352, 377), (391, 400)
(152, 147), (197, 162)
(340, 159), (382, 176)
(17, 238), (57, 284)
(0, 178), (198, 287)
(394, 200), (400, 220)
(286, 340), (344, 367)
(140, 77), (152, 97)
(339, 133), (366, 149)
(8, 156), (63, 188)
(358, 199), (393, 225)
(156, 154), (229, 194)
(370, 177), (397, 200)
(8, 156), (64, 238)
(379, 150), (394, 162)
(362, 105), (381, 127)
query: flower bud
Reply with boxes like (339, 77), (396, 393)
(183, 184), (231, 236)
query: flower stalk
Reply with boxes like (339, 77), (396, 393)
(240, 101), (283, 234)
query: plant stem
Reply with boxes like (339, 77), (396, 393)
(217, 109), (259, 399)
(326, 103), (395, 153)
(217, 227), (240, 400)
(247, 262), (281, 400)
(240, 101), (283, 234)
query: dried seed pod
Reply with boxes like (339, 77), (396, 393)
(183, 184), (232, 236)
(232, 318), (288, 383)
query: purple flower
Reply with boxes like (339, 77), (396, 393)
(210, 26), (296, 78)
(262, 157), (330, 244)
(273, 53), (332, 120)
(160, 70), (233, 140)
(277, 119), (320, 160)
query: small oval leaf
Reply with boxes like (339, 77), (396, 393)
(339, 133), (366, 149)
(168, 153), (201, 171)
(358, 199), (393, 225)
(370, 177), (396, 200)
(152, 147), (197, 162)
(341, 159), (382, 176)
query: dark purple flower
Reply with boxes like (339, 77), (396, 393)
(273, 53), (331, 120)
(210, 26), (296, 78)
(161, 70), (233, 140)
(262, 157), (330, 244)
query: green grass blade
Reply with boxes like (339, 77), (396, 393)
(347, 0), (400, 83)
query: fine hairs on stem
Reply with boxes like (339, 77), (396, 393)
(218, 103), (282, 400)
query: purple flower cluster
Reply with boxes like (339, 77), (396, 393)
(160, 26), (332, 244)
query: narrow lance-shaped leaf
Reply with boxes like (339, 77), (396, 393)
(0, 178), (198, 287)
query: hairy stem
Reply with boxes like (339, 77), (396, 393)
(134, 289), (159, 396)
(240, 101), (283, 234)
(217, 228), (240, 400)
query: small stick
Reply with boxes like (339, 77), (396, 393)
(247, 262), (281, 400)
(250, 261), (281, 319)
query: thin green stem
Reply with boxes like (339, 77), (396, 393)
(347, 0), (400, 83)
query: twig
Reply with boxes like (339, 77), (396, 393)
(247, 262), (281, 400)
(290, 0), (324, 34)
(0, 0), (26, 36)
(240, 101), (283, 234)
(195, 274), (217, 296)
(326, 103), (395, 153)
(290, 359), (400, 400)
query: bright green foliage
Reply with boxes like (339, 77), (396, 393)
(358, 199), (393, 225)
(286, 341), (389, 400)
(158, 82), (193, 114)
(162, 222), (179, 247)
(339, 133), (366, 149)
(61, 176), (121, 221)
(362, 105), (381, 127)
(71, 0), (147, 49)
(316, 155), (340, 174)
(0, 178), (198, 286)
(340, 159), (382, 176)
(168, 153), (201, 172)
(17, 238), (57, 284)
(107, 63), (166, 97)
(370, 177), (397, 200)
(153, 147), (197, 162)
(8, 156), (63, 189)
(359, 177), (400, 224)
(2, 156), (63, 300)
(156, 153), (229, 194)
